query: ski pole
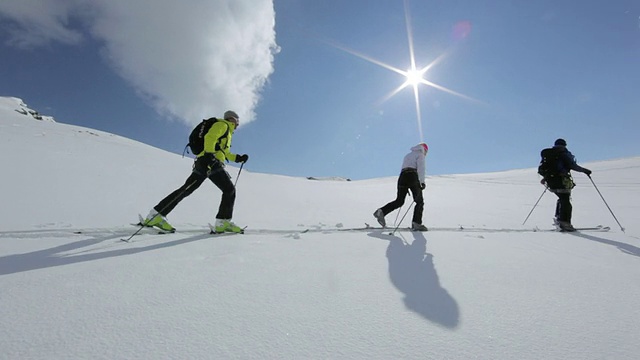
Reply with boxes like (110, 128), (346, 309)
(391, 201), (415, 235)
(393, 192), (410, 226)
(393, 205), (402, 226)
(522, 187), (548, 225)
(234, 162), (244, 187)
(588, 175), (625, 232)
(123, 221), (155, 242)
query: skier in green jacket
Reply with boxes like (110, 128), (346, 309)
(142, 110), (248, 233)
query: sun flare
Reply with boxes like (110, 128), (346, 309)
(404, 68), (424, 87)
(323, 0), (482, 143)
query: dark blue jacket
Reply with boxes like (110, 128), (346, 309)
(554, 145), (589, 175)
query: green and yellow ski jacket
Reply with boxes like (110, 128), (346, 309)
(198, 119), (238, 163)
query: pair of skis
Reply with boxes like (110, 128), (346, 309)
(122, 222), (610, 243)
(554, 225), (610, 232)
(122, 215), (244, 242)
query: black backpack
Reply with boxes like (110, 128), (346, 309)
(186, 118), (229, 155)
(537, 147), (561, 178)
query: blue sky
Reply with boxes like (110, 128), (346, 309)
(1, 0), (638, 180)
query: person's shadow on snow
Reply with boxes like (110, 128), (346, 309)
(373, 230), (459, 329)
(568, 231), (640, 257)
(0, 232), (213, 276)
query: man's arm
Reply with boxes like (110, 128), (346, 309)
(564, 152), (591, 175)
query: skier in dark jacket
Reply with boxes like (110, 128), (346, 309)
(540, 138), (592, 232)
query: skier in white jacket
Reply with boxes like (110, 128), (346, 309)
(373, 143), (429, 231)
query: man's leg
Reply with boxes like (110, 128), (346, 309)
(380, 171), (413, 215)
(380, 185), (410, 215)
(556, 192), (572, 224)
(154, 172), (206, 216)
(208, 168), (236, 220)
(143, 171), (206, 231)
(410, 184), (425, 225)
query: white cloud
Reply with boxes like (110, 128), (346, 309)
(0, 0), (85, 47)
(0, 0), (278, 125)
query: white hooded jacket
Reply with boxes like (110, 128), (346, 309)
(400, 144), (427, 184)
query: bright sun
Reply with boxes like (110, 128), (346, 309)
(322, 0), (482, 144)
(405, 68), (424, 86)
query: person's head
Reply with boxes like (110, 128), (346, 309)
(419, 142), (429, 154)
(554, 138), (567, 147)
(224, 110), (239, 127)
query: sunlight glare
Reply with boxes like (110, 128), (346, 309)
(405, 68), (424, 86)
(322, 0), (483, 145)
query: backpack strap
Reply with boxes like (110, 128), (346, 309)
(213, 123), (230, 152)
(181, 144), (189, 158)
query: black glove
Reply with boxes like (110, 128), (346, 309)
(235, 154), (249, 163)
(583, 168), (592, 176)
(420, 183), (426, 190)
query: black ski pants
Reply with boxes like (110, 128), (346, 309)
(380, 169), (424, 224)
(154, 157), (236, 220)
(547, 175), (573, 223)
(553, 192), (572, 223)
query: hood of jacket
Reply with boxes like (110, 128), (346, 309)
(410, 143), (428, 155)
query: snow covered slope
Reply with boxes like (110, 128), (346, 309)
(1, 97), (639, 359)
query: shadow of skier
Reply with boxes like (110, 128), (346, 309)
(0, 232), (214, 276)
(369, 230), (460, 329)
(568, 232), (640, 257)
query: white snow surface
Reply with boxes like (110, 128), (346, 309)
(1, 96), (640, 359)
